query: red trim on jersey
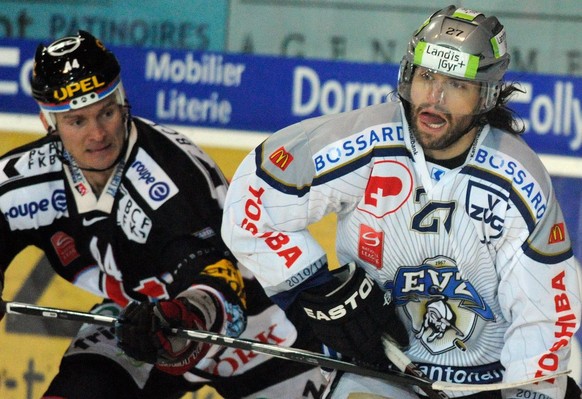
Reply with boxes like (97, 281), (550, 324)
(105, 275), (130, 306)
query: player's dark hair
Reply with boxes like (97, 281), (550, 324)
(479, 83), (526, 136)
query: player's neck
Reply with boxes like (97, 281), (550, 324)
(423, 127), (478, 160)
(84, 170), (114, 198)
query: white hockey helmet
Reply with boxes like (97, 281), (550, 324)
(397, 5), (510, 113)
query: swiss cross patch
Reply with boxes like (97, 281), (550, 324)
(357, 160), (413, 218)
(269, 146), (294, 171)
(548, 222), (566, 244)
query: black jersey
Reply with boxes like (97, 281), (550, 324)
(0, 117), (238, 305)
(1, 118), (328, 397)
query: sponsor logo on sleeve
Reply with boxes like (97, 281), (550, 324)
(240, 184), (303, 268)
(269, 146), (294, 171)
(473, 148), (547, 220)
(548, 222), (566, 244)
(535, 270), (577, 381)
(2, 185), (68, 230)
(25, 142), (61, 173)
(313, 123), (404, 174)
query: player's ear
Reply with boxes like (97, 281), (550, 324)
(38, 111), (59, 136)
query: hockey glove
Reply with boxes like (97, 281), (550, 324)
(116, 298), (212, 375)
(297, 263), (408, 369)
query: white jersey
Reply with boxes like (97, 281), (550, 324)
(222, 101), (582, 398)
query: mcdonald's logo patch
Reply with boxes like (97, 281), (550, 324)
(269, 146), (294, 171)
(548, 222), (566, 244)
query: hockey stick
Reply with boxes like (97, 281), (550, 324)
(382, 335), (449, 398)
(0, 301), (569, 395)
(382, 335), (570, 392)
(0, 300), (443, 398)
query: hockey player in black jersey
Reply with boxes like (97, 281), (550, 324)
(0, 30), (326, 398)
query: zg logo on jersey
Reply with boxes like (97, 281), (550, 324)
(466, 181), (508, 243)
(357, 160), (412, 218)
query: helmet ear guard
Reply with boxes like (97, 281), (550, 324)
(31, 30), (128, 130)
(397, 5), (510, 114)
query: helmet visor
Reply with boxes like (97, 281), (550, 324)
(399, 67), (487, 115)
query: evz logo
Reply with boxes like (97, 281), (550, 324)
(386, 256), (495, 355)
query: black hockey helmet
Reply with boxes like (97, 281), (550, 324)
(31, 30), (126, 128)
(397, 5), (510, 113)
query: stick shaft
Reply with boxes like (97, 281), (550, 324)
(382, 335), (570, 392)
(383, 336), (449, 399)
(1, 301), (568, 394)
(0, 301), (433, 390)
(2, 301), (117, 326)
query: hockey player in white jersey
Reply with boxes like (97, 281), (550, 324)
(222, 5), (582, 399)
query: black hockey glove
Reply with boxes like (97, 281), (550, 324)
(116, 298), (212, 375)
(297, 263), (408, 369)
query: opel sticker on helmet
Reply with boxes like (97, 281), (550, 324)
(52, 75), (106, 102)
(47, 36), (82, 57)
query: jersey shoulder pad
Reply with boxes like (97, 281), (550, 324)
(258, 102), (404, 191)
(0, 136), (63, 185)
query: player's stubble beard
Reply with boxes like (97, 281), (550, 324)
(409, 103), (477, 152)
